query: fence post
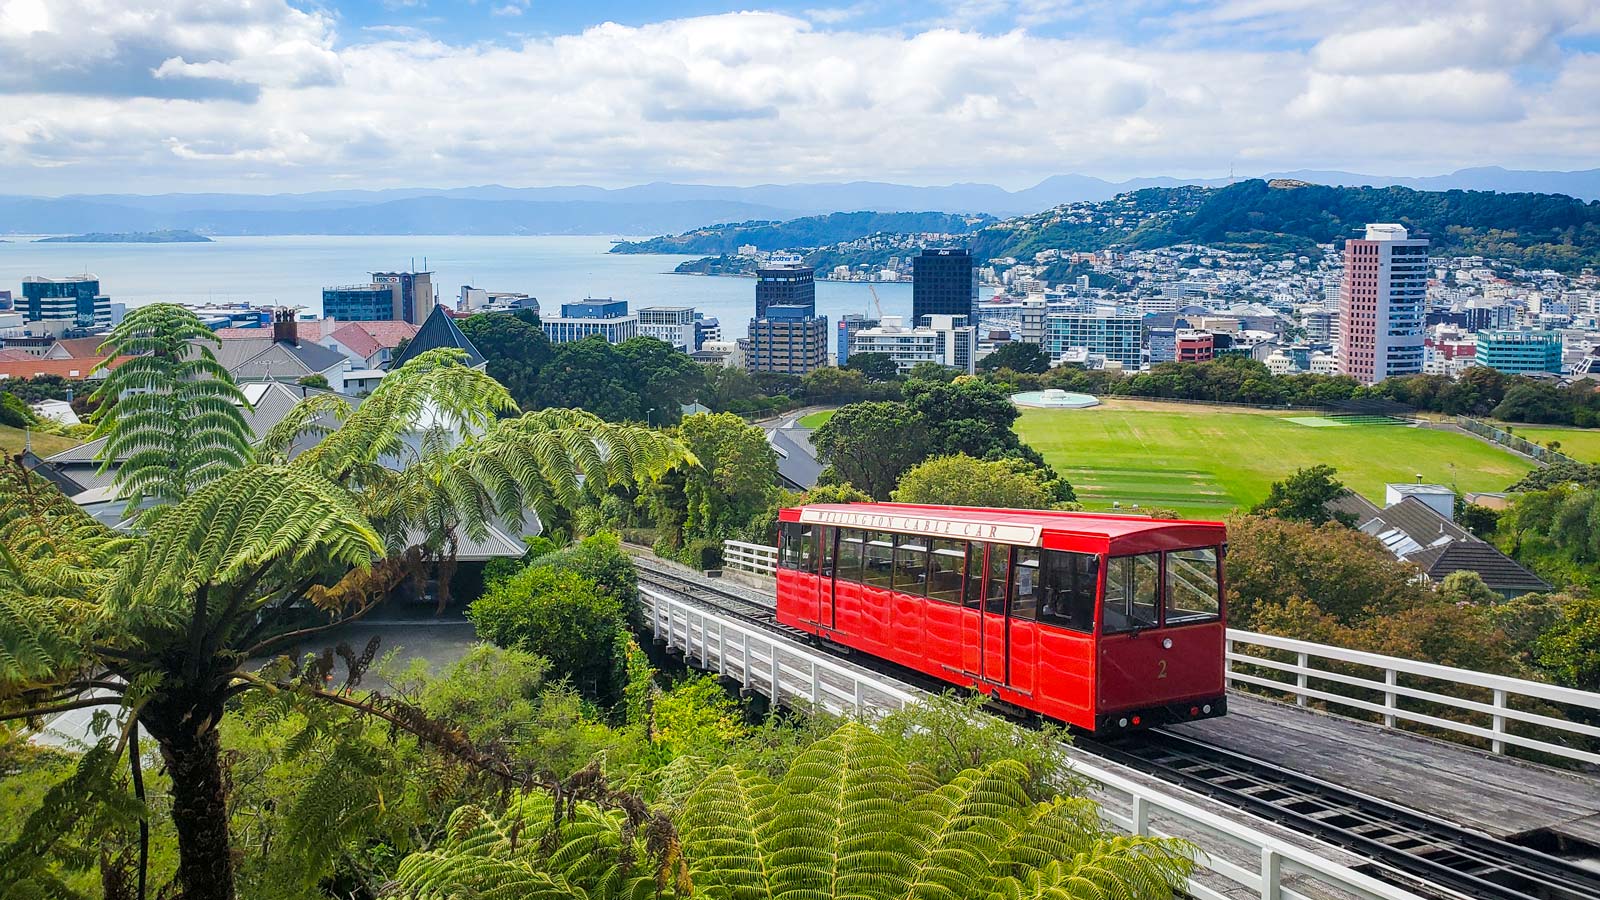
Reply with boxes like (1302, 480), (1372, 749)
(1296, 652), (1309, 707)
(854, 678), (865, 714)
(1260, 848), (1282, 900)
(1131, 794), (1150, 836)
(1384, 669), (1398, 728)
(771, 645), (782, 704)
(1492, 688), (1507, 755)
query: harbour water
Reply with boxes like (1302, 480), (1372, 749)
(0, 234), (913, 339)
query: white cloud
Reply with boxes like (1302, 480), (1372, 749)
(0, 1), (1596, 194)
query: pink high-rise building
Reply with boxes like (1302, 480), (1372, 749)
(1338, 224), (1428, 384)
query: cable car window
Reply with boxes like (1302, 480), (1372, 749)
(863, 532), (895, 589)
(964, 542), (984, 609)
(837, 529), (865, 583)
(984, 544), (1011, 615)
(1038, 550), (1098, 633)
(1101, 553), (1160, 633)
(778, 523), (802, 569)
(1011, 548), (1040, 620)
(819, 527), (837, 577)
(796, 524), (817, 573)
(927, 540), (966, 604)
(893, 536), (928, 597)
(1165, 547), (1221, 625)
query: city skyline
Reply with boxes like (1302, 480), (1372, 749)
(2, 1), (1598, 195)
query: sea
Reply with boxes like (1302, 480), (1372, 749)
(0, 234), (914, 340)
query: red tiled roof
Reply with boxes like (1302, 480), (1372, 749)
(329, 323), (381, 359)
(0, 349), (37, 362)
(0, 356), (130, 380)
(52, 337), (108, 359)
(214, 319), (339, 342)
(342, 320), (418, 348)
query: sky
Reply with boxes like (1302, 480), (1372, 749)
(2, 0), (1599, 195)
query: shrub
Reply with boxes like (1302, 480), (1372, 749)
(467, 566), (628, 704)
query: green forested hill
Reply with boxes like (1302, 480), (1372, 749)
(974, 179), (1600, 271)
(610, 210), (995, 255)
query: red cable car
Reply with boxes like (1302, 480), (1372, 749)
(774, 503), (1228, 732)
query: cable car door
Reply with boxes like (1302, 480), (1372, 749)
(961, 543), (1010, 686)
(816, 526), (836, 629)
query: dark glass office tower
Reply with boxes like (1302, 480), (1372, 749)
(755, 264), (815, 318)
(912, 248), (977, 322)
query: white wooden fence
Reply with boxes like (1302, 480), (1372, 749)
(644, 583), (1427, 900)
(721, 539), (1600, 767)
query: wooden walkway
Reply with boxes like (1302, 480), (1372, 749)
(1169, 692), (1600, 849)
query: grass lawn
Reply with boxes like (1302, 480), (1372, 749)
(0, 424), (82, 458)
(797, 410), (835, 429)
(1015, 399), (1534, 519)
(1498, 425), (1600, 463)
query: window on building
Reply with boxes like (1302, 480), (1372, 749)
(927, 540), (966, 604)
(1165, 547), (1221, 625)
(863, 532), (894, 588)
(1102, 554), (1160, 633)
(1037, 551), (1098, 633)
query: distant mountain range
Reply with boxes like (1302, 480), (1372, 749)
(1, 167), (1596, 237)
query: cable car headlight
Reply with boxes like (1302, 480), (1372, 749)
(1162, 638), (1173, 649)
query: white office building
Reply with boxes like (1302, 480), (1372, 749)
(1045, 313), (1144, 369)
(848, 314), (976, 374)
(541, 315), (639, 344)
(637, 306), (696, 351)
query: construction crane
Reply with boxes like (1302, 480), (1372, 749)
(866, 283), (885, 319)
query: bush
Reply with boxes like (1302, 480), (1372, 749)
(0, 392), (37, 428)
(467, 566), (629, 704)
(529, 532), (641, 627)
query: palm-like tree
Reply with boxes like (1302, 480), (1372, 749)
(395, 721), (1193, 900)
(1, 346), (690, 900)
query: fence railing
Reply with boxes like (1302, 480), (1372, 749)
(723, 540), (778, 574)
(1456, 416), (1579, 465)
(1228, 630), (1600, 765)
(642, 583), (1426, 900)
(722, 539), (1600, 767)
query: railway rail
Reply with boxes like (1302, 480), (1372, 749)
(630, 555), (1600, 900)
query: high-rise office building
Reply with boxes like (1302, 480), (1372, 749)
(836, 313), (879, 365)
(755, 263), (815, 319)
(1338, 224), (1428, 384)
(21, 275), (111, 330)
(747, 304), (827, 375)
(542, 298), (638, 344)
(637, 306), (696, 350)
(1476, 330), (1563, 374)
(912, 248), (978, 323)
(848, 315), (976, 374)
(323, 270), (434, 323)
(1044, 313), (1144, 369)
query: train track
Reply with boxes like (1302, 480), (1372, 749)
(1080, 730), (1600, 900)
(630, 556), (1600, 900)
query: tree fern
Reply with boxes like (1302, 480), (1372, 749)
(89, 303), (254, 514)
(393, 720), (1193, 900)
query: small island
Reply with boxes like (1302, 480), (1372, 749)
(36, 230), (213, 243)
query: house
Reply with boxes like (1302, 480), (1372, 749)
(323, 320), (420, 370)
(1323, 487), (1550, 599)
(0, 355), (127, 382)
(207, 311), (354, 391)
(388, 304), (486, 370)
(767, 427), (822, 490)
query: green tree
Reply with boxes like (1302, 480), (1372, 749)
(532, 336), (642, 421)
(800, 366), (878, 404)
(1434, 570), (1500, 606)
(1457, 502), (1501, 540)
(844, 351), (900, 382)
(812, 401), (930, 499)
(1224, 514), (1427, 627)
(394, 721), (1191, 900)
(648, 413), (779, 553)
(978, 341), (1051, 374)
(1535, 595), (1600, 688)
(0, 350), (691, 900)
(89, 304), (254, 513)
(459, 311), (554, 408)
(893, 453), (1065, 509)
(1251, 464), (1353, 525)
(468, 566), (628, 703)
(295, 373), (330, 390)
(618, 336), (704, 425)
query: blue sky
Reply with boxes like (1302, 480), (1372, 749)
(1, 0), (1597, 194)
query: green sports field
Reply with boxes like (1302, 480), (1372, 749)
(797, 410), (835, 429)
(1498, 425), (1600, 463)
(1015, 400), (1535, 519)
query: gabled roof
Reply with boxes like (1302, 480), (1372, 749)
(0, 357), (126, 380)
(328, 321), (418, 358)
(203, 337), (350, 379)
(49, 337), (109, 359)
(1359, 496), (1472, 553)
(768, 427), (822, 490)
(1324, 490), (1381, 525)
(390, 304), (485, 369)
(1405, 541), (1552, 596)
